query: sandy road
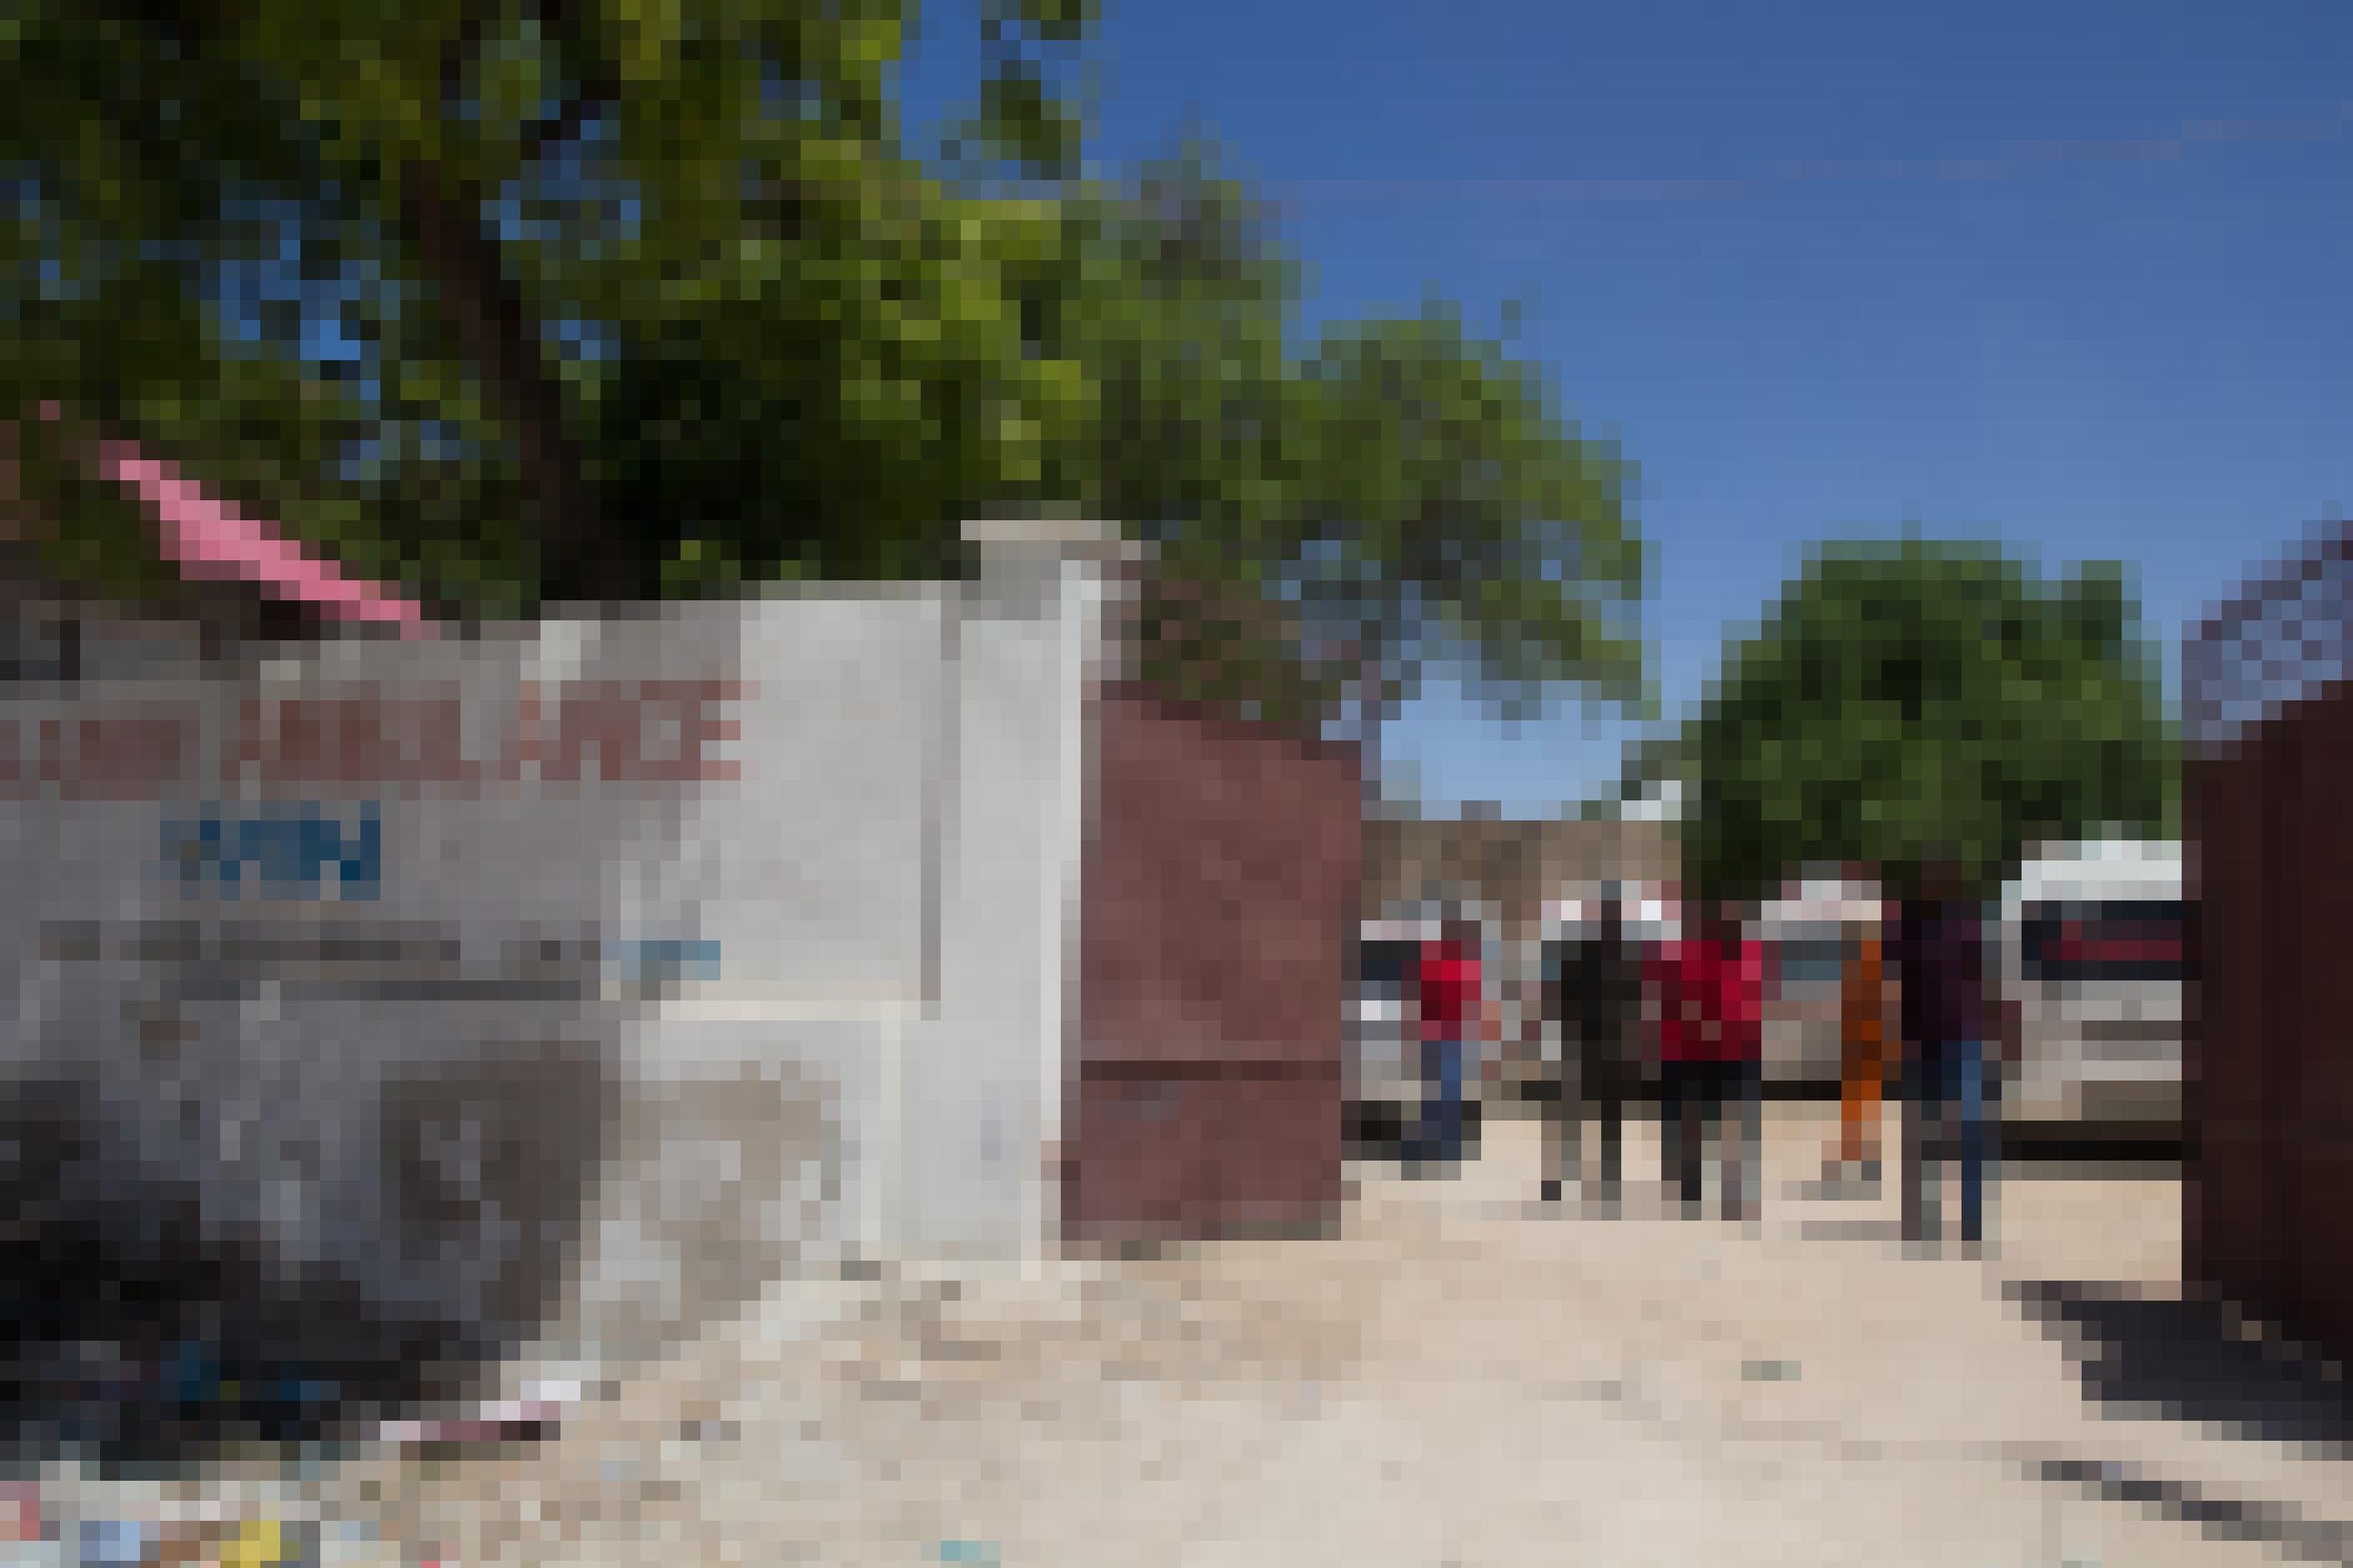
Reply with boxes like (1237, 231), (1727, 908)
(208, 1105), (2353, 1567)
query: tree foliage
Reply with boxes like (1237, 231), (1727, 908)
(3, 0), (1644, 738)
(1682, 539), (2178, 902)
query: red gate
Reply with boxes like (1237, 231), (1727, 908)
(2184, 526), (2353, 1360)
(1064, 684), (1363, 1244)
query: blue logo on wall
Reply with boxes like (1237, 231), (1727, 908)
(161, 803), (383, 900)
(612, 938), (722, 984)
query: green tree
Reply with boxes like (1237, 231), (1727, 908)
(971, 145), (1647, 745)
(1682, 539), (2178, 903)
(1279, 306), (1648, 756)
(3, 2), (1647, 754)
(4, 0), (1098, 608)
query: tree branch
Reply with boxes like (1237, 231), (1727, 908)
(516, 78), (618, 166)
(440, 6), (493, 108)
(515, 0), (620, 162)
(398, 153), (621, 602)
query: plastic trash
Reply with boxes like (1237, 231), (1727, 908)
(206, 1517), (325, 1568)
(312, 1518), (391, 1568)
(378, 1383), (577, 1450)
(0, 1485), (40, 1544)
(216, 1518), (286, 1568)
(72, 1519), (150, 1567)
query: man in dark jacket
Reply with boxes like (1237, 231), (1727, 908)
(1541, 890), (1644, 1208)
(1889, 856), (2018, 1251)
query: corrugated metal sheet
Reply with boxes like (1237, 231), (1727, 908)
(2183, 530), (2353, 1365)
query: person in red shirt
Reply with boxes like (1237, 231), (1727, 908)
(1649, 899), (1766, 1221)
(1411, 915), (1488, 1173)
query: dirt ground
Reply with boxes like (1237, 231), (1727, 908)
(42, 1105), (2353, 1568)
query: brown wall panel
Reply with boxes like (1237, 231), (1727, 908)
(1061, 1067), (1346, 1243)
(2285, 684), (2353, 1353)
(1077, 688), (1361, 1074)
(2186, 530), (2353, 1369)
(2253, 706), (2304, 1329)
(2184, 736), (2279, 1310)
(1067, 685), (1362, 1241)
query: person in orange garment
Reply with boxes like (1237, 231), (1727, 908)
(1823, 866), (1896, 1195)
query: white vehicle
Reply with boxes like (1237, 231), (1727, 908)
(1350, 916), (1434, 1147)
(1348, 904), (1498, 1153)
(1998, 840), (2186, 1130)
(1753, 877), (1886, 1088)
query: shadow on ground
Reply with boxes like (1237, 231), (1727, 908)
(0, 1073), (560, 1477)
(1793, 1215), (1911, 1243)
(1346, 1100), (1484, 1165)
(2010, 1279), (2353, 1455)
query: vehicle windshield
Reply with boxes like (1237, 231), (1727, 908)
(2019, 899), (2187, 985)
(1768, 932), (1849, 987)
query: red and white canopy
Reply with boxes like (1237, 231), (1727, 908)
(42, 401), (433, 637)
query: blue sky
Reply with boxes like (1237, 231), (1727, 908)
(908, 0), (2353, 813)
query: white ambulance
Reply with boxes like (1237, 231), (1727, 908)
(1998, 839), (2186, 1131)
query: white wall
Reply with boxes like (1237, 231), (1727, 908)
(0, 525), (1114, 1371)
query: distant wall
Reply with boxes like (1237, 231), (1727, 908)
(1362, 814), (1676, 935)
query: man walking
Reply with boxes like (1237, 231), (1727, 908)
(1409, 913), (1488, 1175)
(1889, 857), (2016, 1252)
(1541, 888), (1644, 1209)
(1651, 899), (1766, 1221)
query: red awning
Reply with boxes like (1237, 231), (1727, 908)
(42, 401), (434, 638)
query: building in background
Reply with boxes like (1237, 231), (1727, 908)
(1362, 812), (1676, 941)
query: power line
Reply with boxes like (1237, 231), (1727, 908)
(1262, 101), (2353, 207)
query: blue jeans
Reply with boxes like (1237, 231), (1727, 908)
(1902, 1039), (1993, 1242)
(1416, 1037), (1468, 1163)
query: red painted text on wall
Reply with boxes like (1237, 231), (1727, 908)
(0, 680), (748, 798)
